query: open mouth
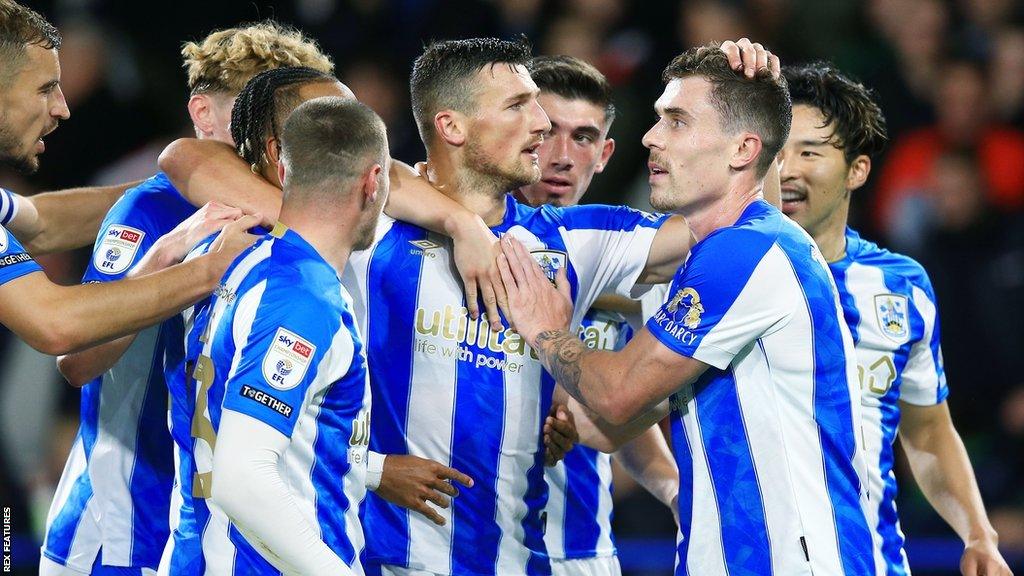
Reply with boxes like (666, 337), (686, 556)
(36, 124), (58, 153)
(522, 141), (542, 162)
(780, 187), (808, 212)
(648, 161), (668, 180)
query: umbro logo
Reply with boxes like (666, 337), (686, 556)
(409, 239), (440, 250)
(409, 239), (442, 259)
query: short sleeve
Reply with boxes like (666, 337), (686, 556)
(221, 284), (349, 437)
(0, 225), (41, 285)
(558, 204), (669, 301)
(898, 281), (949, 406)
(645, 228), (790, 370)
(82, 175), (185, 283)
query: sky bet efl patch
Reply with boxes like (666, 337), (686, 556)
(94, 225), (145, 275)
(262, 327), (316, 390)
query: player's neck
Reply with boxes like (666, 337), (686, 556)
(279, 205), (354, 275)
(681, 181), (762, 242)
(423, 154), (507, 227)
(811, 203), (851, 263)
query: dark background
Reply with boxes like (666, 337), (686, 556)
(2, 1), (1022, 574)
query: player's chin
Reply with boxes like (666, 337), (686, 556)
(508, 165), (541, 190)
(649, 189), (676, 212)
(9, 152), (40, 175)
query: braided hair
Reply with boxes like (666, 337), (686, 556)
(231, 66), (335, 169)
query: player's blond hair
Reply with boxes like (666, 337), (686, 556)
(181, 20), (334, 95)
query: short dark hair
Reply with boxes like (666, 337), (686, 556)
(662, 43), (791, 176)
(230, 66), (337, 168)
(0, 0), (61, 84)
(528, 55), (616, 127)
(410, 36), (532, 145)
(280, 96), (387, 195)
(784, 62), (888, 163)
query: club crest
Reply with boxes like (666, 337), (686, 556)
(665, 287), (704, 329)
(530, 249), (567, 283)
(874, 294), (909, 343)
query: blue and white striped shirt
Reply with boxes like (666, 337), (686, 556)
(0, 223), (41, 285)
(829, 227), (948, 576)
(646, 200), (874, 575)
(42, 173), (195, 571)
(343, 194), (664, 576)
(163, 224), (371, 575)
(543, 309), (632, 561)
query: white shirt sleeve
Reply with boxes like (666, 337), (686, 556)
(897, 284), (948, 406)
(211, 410), (355, 576)
(558, 205), (667, 314)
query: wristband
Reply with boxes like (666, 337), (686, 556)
(0, 188), (19, 226)
(365, 451), (386, 491)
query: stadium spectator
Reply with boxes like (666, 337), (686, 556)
(874, 58), (1024, 239)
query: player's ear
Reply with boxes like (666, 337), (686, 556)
(434, 110), (466, 147)
(277, 157), (287, 186)
(729, 133), (763, 172)
(187, 95), (215, 138)
(363, 163), (382, 206)
(595, 138), (615, 174)
(846, 155), (871, 192)
(264, 137), (282, 167)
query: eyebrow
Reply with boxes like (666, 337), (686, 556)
(798, 138), (830, 147)
(548, 119), (603, 137)
(503, 90), (536, 106)
(39, 79), (59, 92)
(573, 125), (602, 138)
(659, 106), (693, 120)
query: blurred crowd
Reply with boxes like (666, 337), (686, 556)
(1, 0), (1022, 574)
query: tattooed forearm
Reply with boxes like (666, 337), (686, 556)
(535, 330), (593, 404)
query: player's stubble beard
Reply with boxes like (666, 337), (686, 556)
(464, 137), (540, 194)
(0, 115), (41, 175)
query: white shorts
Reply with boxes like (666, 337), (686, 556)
(551, 555), (622, 576)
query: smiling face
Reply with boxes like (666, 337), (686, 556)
(777, 104), (855, 238)
(0, 44), (70, 173)
(462, 63), (551, 192)
(518, 93), (613, 207)
(642, 76), (734, 213)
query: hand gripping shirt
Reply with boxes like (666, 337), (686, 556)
(42, 173), (196, 571)
(829, 227), (948, 576)
(646, 200), (874, 576)
(164, 224), (371, 575)
(343, 194), (665, 576)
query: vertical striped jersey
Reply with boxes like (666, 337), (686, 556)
(164, 224), (371, 575)
(829, 227), (948, 576)
(0, 223), (41, 285)
(42, 173), (195, 571)
(543, 309), (632, 561)
(645, 200), (874, 576)
(343, 194), (664, 576)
